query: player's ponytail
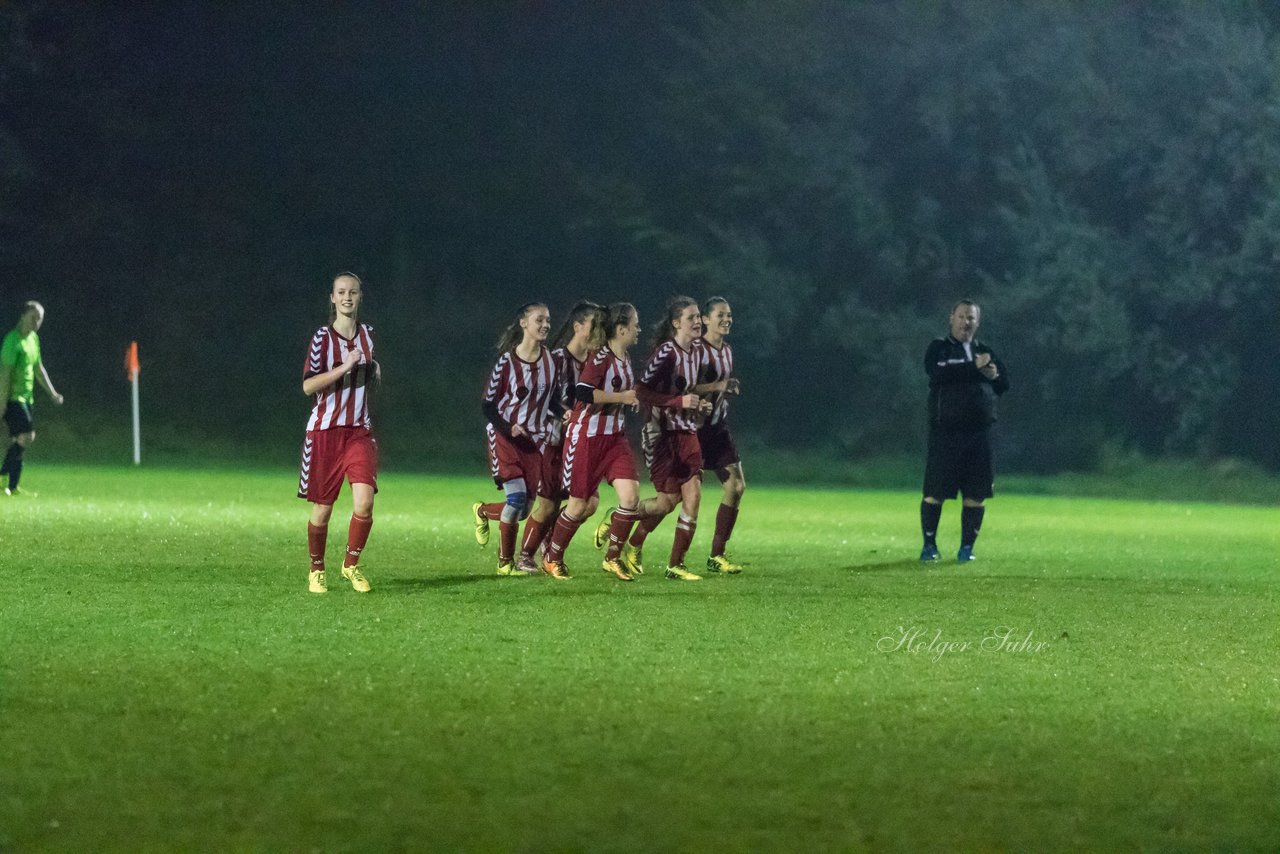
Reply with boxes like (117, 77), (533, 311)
(551, 301), (604, 350)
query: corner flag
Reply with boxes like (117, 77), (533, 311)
(125, 342), (141, 465)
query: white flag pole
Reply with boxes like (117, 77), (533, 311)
(126, 342), (141, 465)
(131, 369), (141, 465)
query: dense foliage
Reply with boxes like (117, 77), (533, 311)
(3, 1), (1279, 471)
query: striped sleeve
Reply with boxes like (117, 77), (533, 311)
(483, 353), (510, 403)
(303, 328), (329, 378)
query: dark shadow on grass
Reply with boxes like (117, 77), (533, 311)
(380, 574), (512, 592)
(843, 558), (928, 573)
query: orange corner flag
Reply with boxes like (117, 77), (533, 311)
(125, 341), (140, 379)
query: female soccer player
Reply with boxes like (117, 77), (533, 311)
(696, 296), (745, 574)
(511, 301), (605, 573)
(470, 303), (560, 575)
(298, 273), (378, 594)
(620, 295), (712, 581)
(542, 303), (655, 581)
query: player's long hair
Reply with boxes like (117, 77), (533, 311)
(603, 302), (637, 345)
(648, 294), (698, 352)
(327, 272), (364, 323)
(551, 301), (604, 351)
(495, 302), (547, 353)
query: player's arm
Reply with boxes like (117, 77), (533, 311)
(635, 381), (703, 411)
(976, 350), (1010, 395)
(302, 348), (363, 396)
(690, 379), (732, 395)
(36, 361), (63, 405)
(634, 350), (687, 408)
(574, 354), (636, 406)
(482, 399), (516, 437)
(925, 340), (983, 385)
(0, 339), (14, 403)
(575, 382), (637, 406)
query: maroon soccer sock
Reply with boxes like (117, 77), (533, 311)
(307, 522), (328, 572)
(670, 513), (697, 567)
(628, 512), (665, 548)
(498, 520), (518, 563)
(605, 507), (639, 560)
(481, 502), (506, 521)
(545, 510), (585, 564)
(520, 515), (550, 557)
(710, 503), (739, 558)
(344, 513), (373, 568)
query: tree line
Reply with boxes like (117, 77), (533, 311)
(2, 1), (1278, 471)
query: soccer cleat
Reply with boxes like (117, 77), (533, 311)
(341, 564), (372, 592)
(920, 545), (941, 562)
(515, 553), (539, 575)
(496, 560), (519, 576)
(620, 542), (644, 576)
(471, 502), (490, 547)
(4, 486), (36, 497)
(542, 557), (570, 580)
(957, 545), (976, 563)
(601, 558), (634, 581)
(664, 564), (702, 581)
(308, 570), (328, 594)
(593, 507), (615, 550)
(706, 554), (743, 574)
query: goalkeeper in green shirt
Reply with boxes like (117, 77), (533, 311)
(1, 301), (64, 496)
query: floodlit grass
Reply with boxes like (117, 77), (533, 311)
(1, 464), (1277, 851)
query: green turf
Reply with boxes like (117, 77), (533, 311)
(1, 465), (1277, 851)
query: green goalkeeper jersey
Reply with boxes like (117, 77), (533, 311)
(1, 327), (41, 404)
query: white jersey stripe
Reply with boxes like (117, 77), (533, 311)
(483, 348), (559, 440)
(699, 340), (734, 426)
(642, 340), (703, 433)
(304, 323), (375, 432)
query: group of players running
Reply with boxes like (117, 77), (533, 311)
(298, 274), (745, 593)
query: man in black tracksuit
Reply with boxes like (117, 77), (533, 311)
(920, 300), (1009, 563)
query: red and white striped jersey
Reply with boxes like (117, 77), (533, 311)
(698, 338), (734, 426)
(303, 323), (376, 432)
(567, 345), (634, 438)
(546, 347), (585, 446)
(482, 347), (559, 441)
(639, 339), (703, 433)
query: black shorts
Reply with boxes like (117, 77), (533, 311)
(923, 428), (993, 501)
(4, 402), (33, 437)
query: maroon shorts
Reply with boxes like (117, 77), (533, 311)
(298, 426), (378, 504)
(562, 431), (638, 500)
(649, 430), (702, 494)
(487, 427), (544, 493)
(697, 421), (740, 472)
(541, 442), (569, 500)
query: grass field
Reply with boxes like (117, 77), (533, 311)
(2, 464), (1278, 852)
